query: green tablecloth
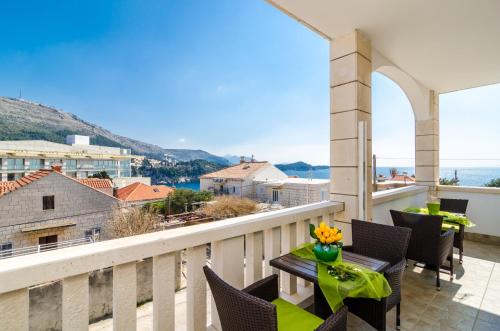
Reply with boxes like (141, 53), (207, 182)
(403, 207), (475, 229)
(291, 243), (392, 312)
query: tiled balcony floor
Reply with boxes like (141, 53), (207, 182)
(90, 240), (500, 331)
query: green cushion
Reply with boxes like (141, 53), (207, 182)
(272, 298), (324, 331)
(442, 222), (460, 233)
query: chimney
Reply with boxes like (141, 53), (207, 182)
(240, 156), (245, 164)
(51, 164), (63, 173)
(251, 154), (255, 162)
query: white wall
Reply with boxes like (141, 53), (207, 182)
(438, 186), (500, 237)
(372, 186), (428, 225)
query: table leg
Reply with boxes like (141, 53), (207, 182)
(314, 283), (333, 319)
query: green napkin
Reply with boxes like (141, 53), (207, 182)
(403, 207), (475, 227)
(291, 243), (392, 312)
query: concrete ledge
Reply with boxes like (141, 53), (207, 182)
(438, 185), (500, 195)
(372, 186), (428, 206)
(465, 233), (500, 246)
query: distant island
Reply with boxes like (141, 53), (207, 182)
(275, 161), (329, 172)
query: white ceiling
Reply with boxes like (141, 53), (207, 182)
(267, 0), (500, 93)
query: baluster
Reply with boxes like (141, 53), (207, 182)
(113, 262), (137, 331)
(264, 227), (281, 276)
(211, 236), (245, 329)
(186, 245), (207, 331)
(62, 273), (89, 331)
(0, 288), (28, 331)
(296, 219), (311, 287)
(153, 253), (175, 331)
(281, 223), (297, 295)
(245, 231), (263, 286)
(311, 216), (320, 243)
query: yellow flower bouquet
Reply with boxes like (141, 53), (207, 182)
(309, 222), (343, 262)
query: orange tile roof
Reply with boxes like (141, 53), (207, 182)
(0, 169), (53, 197)
(78, 178), (113, 189)
(115, 182), (174, 202)
(0, 169), (116, 198)
(200, 162), (271, 180)
(391, 175), (416, 182)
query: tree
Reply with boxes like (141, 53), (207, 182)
(108, 207), (160, 238)
(440, 177), (459, 186)
(145, 189), (213, 215)
(484, 178), (500, 188)
(89, 170), (112, 180)
(390, 168), (398, 178)
(200, 196), (257, 220)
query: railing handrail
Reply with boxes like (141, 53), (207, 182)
(0, 200), (343, 294)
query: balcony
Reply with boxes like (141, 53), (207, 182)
(0, 188), (500, 330)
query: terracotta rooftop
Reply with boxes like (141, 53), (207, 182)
(78, 178), (113, 190)
(0, 169), (53, 197)
(115, 182), (174, 202)
(200, 162), (271, 180)
(391, 175), (416, 182)
(0, 169), (116, 198)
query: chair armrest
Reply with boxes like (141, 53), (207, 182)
(440, 229), (455, 248)
(242, 274), (279, 302)
(315, 305), (348, 331)
(439, 229), (455, 262)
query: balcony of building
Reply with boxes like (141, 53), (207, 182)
(1, 0), (500, 330)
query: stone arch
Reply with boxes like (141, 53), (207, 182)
(372, 51), (432, 121)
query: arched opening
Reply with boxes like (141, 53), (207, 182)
(371, 72), (416, 191)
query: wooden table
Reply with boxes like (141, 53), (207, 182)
(270, 251), (390, 319)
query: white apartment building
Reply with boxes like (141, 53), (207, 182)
(0, 135), (136, 182)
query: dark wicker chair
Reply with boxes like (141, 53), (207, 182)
(390, 210), (454, 289)
(440, 198), (468, 263)
(203, 266), (348, 331)
(342, 219), (411, 331)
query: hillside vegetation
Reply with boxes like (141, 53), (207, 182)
(0, 96), (229, 164)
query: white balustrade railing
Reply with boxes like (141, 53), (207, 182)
(0, 200), (343, 331)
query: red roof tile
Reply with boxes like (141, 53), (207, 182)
(115, 182), (174, 202)
(78, 178), (113, 189)
(0, 169), (53, 197)
(200, 162), (271, 180)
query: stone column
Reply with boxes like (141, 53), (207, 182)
(330, 30), (373, 226)
(415, 90), (440, 191)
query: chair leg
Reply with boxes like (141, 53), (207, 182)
(459, 248), (463, 264)
(450, 251), (454, 280)
(396, 303), (401, 330)
(436, 268), (441, 290)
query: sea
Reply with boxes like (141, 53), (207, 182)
(171, 167), (500, 191)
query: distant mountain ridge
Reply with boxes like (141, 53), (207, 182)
(0, 96), (230, 165)
(275, 161), (329, 171)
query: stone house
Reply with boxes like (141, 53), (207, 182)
(0, 168), (119, 254)
(255, 177), (329, 208)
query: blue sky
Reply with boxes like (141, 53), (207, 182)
(0, 0), (498, 166)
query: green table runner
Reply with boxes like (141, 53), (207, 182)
(403, 207), (475, 228)
(291, 243), (392, 312)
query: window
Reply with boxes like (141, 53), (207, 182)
(7, 173), (15, 181)
(28, 159), (41, 170)
(43, 195), (55, 210)
(65, 159), (77, 170)
(233, 187), (236, 193)
(85, 227), (101, 241)
(6, 158), (24, 170)
(39, 235), (57, 251)
(0, 242), (13, 257)
(272, 189), (279, 202)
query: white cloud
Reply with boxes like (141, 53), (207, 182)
(178, 138), (186, 143)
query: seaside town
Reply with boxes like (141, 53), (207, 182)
(1, 1), (500, 331)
